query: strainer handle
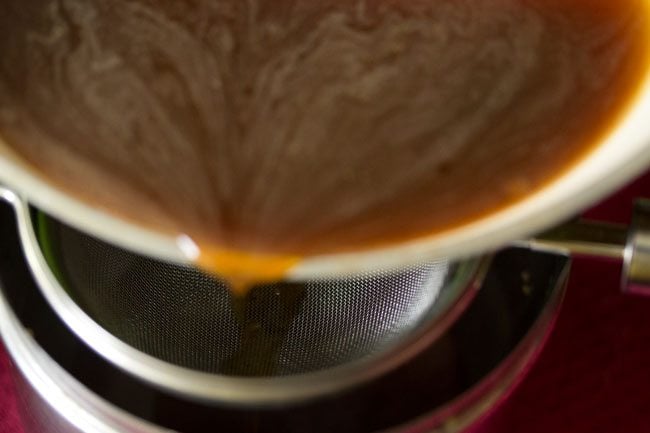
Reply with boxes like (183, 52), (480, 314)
(523, 199), (650, 295)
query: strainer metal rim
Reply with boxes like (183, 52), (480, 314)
(2, 188), (490, 406)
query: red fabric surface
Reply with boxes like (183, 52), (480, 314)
(1, 171), (650, 433)
(0, 345), (22, 433)
(470, 171), (650, 433)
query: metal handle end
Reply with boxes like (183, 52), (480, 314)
(622, 199), (650, 295)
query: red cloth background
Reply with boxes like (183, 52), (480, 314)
(469, 170), (650, 433)
(1, 171), (650, 433)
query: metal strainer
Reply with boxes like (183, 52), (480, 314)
(3, 191), (487, 406)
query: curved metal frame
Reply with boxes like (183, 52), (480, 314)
(0, 237), (569, 433)
(0, 189), (489, 406)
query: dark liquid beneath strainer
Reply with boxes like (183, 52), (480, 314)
(0, 0), (649, 259)
(224, 284), (307, 376)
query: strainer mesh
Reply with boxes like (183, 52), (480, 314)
(40, 216), (452, 377)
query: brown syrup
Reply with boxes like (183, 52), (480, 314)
(0, 0), (648, 286)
